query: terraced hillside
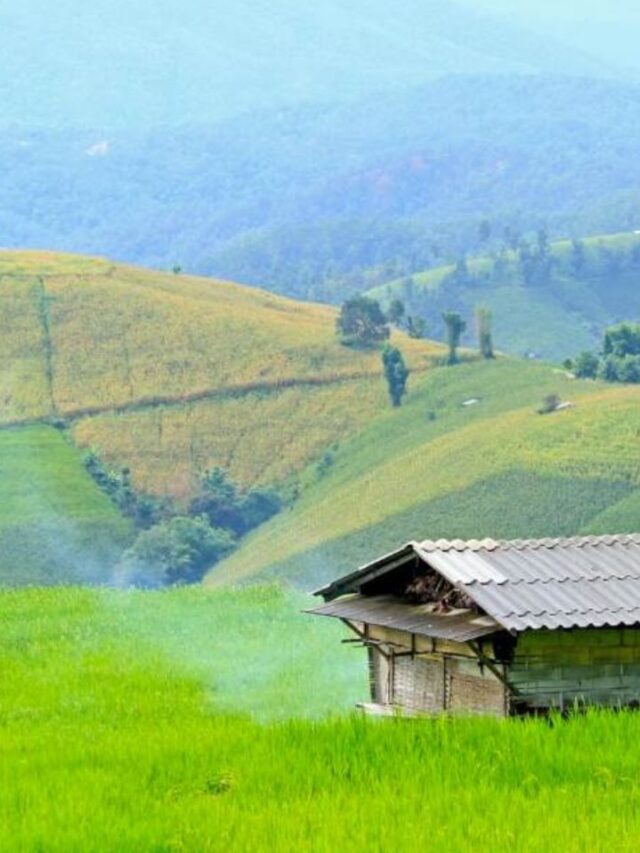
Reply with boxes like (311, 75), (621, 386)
(212, 358), (640, 590)
(0, 251), (439, 499)
(367, 232), (640, 360)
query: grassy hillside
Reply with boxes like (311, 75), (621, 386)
(367, 231), (640, 360)
(0, 426), (132, 585)
(212, 357), (640, 589)
(3, 584), (640, 850)
(0, 251), (438, 498)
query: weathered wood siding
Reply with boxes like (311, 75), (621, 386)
(509, 628), (640, 710)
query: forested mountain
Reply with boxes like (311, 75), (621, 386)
(4, 76), (640, 303)
(1, 0), (607, 129)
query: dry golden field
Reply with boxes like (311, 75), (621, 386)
(0, 251), (440, 497)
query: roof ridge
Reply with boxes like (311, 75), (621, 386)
(419, 533), (640, 553)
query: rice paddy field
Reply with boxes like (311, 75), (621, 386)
(2, 584), (640, 852)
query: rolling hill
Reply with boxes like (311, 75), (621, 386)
(0, 251), (437, 497)
(211, 357), (640, 590)
(4, 249), (640, 590)
(366, 231), (640, 360)
(0, 249), (439, 582)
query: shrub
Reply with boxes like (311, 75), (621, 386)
(189, 467), (282, 535)
(336, 296), (389, 348)
(573, 351), (599, 379)
(118, 516), (235, 586)
(538, 394), (560, 415)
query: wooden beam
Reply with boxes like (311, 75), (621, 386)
(467, 641), (519, 696)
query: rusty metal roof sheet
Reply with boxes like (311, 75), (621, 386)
(314, 534), (640, 633)
(307, 594), (500, 642)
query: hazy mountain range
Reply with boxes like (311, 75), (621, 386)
(1, 0), (614, 129)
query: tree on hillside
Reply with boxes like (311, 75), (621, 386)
(386, 298), (405, 326)
(382, 344), (409, 407)
(603, 323), (640, 358)
(442, 311), (466, 365)
(406, 315), (427, 339)
(336, 296), (389, 347)
(573, 350), (599, 379)
(475, 306), (494, 359)
(570, 322), (640, 384)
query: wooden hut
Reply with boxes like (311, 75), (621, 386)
(308, 534), (640, 716)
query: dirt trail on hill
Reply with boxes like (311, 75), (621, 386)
(2, 367), (423, 430)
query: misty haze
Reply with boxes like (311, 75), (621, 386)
(2, 2), (640, 849)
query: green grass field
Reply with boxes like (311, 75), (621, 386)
(0, 426), (132, 585)
(213, 358), (640, 589)
(367, 231), (640, 360)
(3, 584), (640, 851)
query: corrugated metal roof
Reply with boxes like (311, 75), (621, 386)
(315, 534), (640, 633)
(307, 594), (499, 642)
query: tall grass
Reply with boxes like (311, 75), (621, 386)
(2, 585), (640, 851)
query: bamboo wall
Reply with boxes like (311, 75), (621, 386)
(367, 626), (507, 717)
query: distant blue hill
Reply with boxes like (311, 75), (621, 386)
(1, 0), (609, 129)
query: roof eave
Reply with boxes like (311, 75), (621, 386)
(312, 542), (421, 601)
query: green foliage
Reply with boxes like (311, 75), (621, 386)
(406, 315), (427, 339)
(4, 586), (640, 849)
(573, 351), (599, 379)
(573, 323), (640, 384)
(119, 516), (235, 586)
(336, 296), (389, 348)
(84, 451), (172, 528)
(442, 311), (466, 364)
(475, 305), (494, 359)
(190, 467), (282, 536)
(381, 344), (410, 407)
(603, 323), (640, 358)
(386, 298), (405, 326)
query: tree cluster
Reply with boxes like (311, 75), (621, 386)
(571, 323), (640, 384)
(85, 456), (282, 586)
